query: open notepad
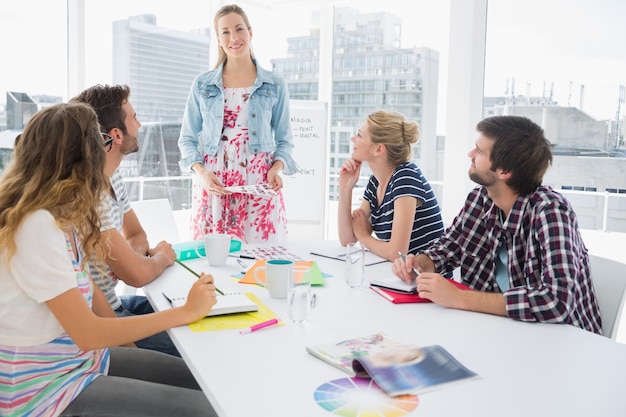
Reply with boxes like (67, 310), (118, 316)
(370, 276), (418, 294)
(162, 291), (258, 317)
(370, 276), (471, 299)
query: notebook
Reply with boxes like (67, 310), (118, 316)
(369, 276), (418, 294)
(370, 286), (430, 303)
(371, 279), (471, 303)
(162, 291), (259, 317)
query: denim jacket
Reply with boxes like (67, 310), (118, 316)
(178, 60), (297, 175)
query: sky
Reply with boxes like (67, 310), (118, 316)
(1, 0), (624, 131)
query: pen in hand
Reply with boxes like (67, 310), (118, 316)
(397, 252), (420, 279)
(175, 259), (224, 295)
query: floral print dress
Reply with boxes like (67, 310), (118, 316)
(191, 87), (288, 243)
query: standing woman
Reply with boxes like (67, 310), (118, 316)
(338, 111), (445, 261)
(178, 4), (297, 243)
(0, 103), (218, 417)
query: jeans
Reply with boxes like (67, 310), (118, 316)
(116, 295), (181, 357)
(60, 347), (216, 417)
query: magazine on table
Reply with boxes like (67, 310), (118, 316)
(306, 333), (416, 376)
(307, 333), (478, 396)
(351, 344), (479, 396)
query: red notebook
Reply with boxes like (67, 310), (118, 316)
(370, 280), (471, 304)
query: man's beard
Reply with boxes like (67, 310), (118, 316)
(468, 170), (496, 187)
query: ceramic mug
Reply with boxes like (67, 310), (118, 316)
(196, 233), (231, 266)
(254, 259), (294, 299)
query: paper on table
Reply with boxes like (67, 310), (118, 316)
(310, 243), (388, 266)
(236, 245), (305, 262)
(239, 260), (325, 286)
(224, 184), (277, 196)
(187, 293), (281, 332)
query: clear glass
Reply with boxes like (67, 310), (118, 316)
(345, 242), (365, 288)
(288, 265), (312, 324)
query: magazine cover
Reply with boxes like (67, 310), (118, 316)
(306, 333), (416, 376)
(351, 345), (479, 396)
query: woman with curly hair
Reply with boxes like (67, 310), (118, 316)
(0, 103), (218, 417)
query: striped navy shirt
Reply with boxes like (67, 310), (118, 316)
(423, 185), (602, 334)
(363, 162), (444, 254)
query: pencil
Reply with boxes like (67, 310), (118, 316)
(175, 259), (224, 295)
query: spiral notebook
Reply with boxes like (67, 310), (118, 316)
(162, 291), (258, 317)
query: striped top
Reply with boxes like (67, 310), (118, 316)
(363, 162), (445, 254)
(0, 211), (110, 416)
(89, 169), (131, 310)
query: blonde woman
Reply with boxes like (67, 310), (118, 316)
(338, 110), (444, 261)
(0, 103), (218, 416)
(178, 4), (297, 243)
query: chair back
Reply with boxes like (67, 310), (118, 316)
(130, 198), (180, 246)
(589, 254), (626, 339)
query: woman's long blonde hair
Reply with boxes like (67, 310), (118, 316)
(0, 102), (109, 269)
(213, 4), (254, 69)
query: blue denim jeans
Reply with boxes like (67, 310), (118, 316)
(116, 295), (180, 357)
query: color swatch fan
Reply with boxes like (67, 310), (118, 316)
(314, 377), (418, 417)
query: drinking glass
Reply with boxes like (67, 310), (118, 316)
(288, 265), (312, 324)
(345, 242), (365, 288)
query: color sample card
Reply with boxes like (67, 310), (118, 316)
(314, 377), (419, 417)
(238, 245), (305, 262)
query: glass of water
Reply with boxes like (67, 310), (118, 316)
(288, 265), (312, 324)
(345, 242), (365, 288)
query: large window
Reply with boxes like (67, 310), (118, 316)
(0, 0), (67, 156)
(2, 1), (624, 234)
(332, 1), (448, 202)
(484, 0), (626, 232)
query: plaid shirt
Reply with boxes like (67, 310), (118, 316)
(423, 185), (602, 334)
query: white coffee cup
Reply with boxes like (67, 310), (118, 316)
(196, 233), (231, 266)
(254, 259), (294, 299)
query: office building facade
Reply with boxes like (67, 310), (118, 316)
(271, 7), (440, 201)
(111, 15), (211, 207)
(112, 14), (211, 124)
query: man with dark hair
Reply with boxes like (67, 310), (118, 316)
(393, 115), (602, 334)
(71, 85), (179, 355)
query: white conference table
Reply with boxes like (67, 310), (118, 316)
(144, 240), (626, 417)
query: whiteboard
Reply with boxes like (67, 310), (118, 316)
(282, 100), (329, 240)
